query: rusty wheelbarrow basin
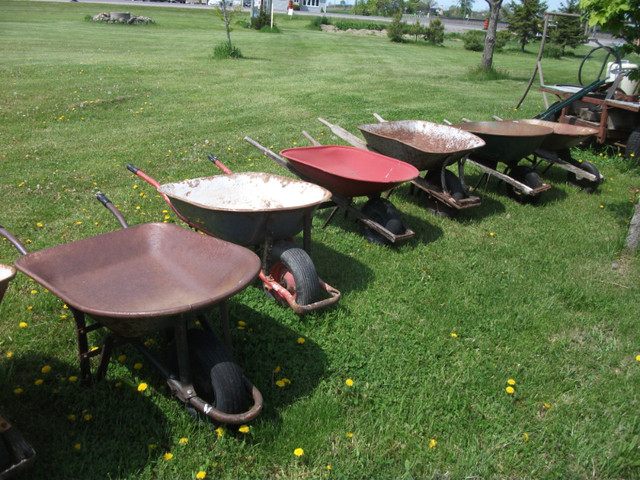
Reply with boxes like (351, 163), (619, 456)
(358, 120), (486, 171)
(455, 121), (554, 167)
(511, 119), (599, 151)
(157, 172), (332, 246)
(279, 145), (419, 197)
(14, 223), (261, 337)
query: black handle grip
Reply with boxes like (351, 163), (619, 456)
(127, 163), (139, 173)
(95, 192), (111, 206)
(208, 154), (218, 163)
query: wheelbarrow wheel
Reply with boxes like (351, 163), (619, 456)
(425, 170), (466, 201)
(626, 126), (640, 163)
(505, 165), (542, 204)
(269, 241), (320, 306)
(187, 329), (248, 418)
(361, 197), (403, 245)
(567, 161), (601, 193)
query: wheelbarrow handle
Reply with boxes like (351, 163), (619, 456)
(0, 225), (28, 256)
(95, 192), (129, 229)
(207, 154), (233, 175)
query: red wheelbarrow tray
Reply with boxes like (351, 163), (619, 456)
(13, 223), (261, 338)
(279, 145), (419, 197)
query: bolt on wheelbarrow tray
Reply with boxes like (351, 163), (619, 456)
(4, 220), (264, 425)
(128, 163), (340, 314)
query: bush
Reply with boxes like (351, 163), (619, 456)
(250, 8), (270, 30)
(543, 44), (564, 58)
(259, 24), (281, 33)
(213, 41), (243, 59)
(309, 15), (331, 30)
(423, 18), (444, 45)
(495, 30), (512, 51)
(462, 30), (485, 51)
(333, 19), (385, 31)
(387, 13), (406, 43)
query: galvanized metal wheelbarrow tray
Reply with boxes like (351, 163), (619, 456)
(127, 158), (340, 314)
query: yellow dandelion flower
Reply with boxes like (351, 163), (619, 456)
(636, 355), (640, 361)
(346, 432), (353, 438)
(68, 414), (76, 421)
(326, 465), (332, 470)
(148, 444), (157, 450)
(196, 472), (206, 479)
(74, 443), (82, 451)
(297, 337), (305, 344)
(137, 383), (148, 392)
(276, 380), (285, 387)
(294, 448), (304, 457)
(115, 382), (122, 387)
(216, 427), (225, 437)
(118, 354), (126, 362)
(450, 332), (458, 338)
(274, 366), (281, 373)
(489, 232), (495, 236)
(36, 222), (43, 228)
(345, 378), (354, 387)
(133, 363), (143, 370)
(68, 376), (78, 382)
(544, 403), (551, 409)
(179, 437), (188, 445)
(34, 379), (44, 386)
(506, 386), (515, 394)
(429, 439), (437, 448)
(523, 432), (529, 441)
(238, 425), (250, 434)
(13, 387), (23, 395)
(19, 322), (28, 328)
(84, 414), (92, 421)
(6, 352), (13, 359)
(507, 379), (516, 386)
(163, 453), (174, 461)
(30, 290), (37, 294)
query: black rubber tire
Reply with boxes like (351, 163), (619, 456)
(187, 329), (248, 416)
(567, 161), (601, 193)
(425, 170), (466, 201)
(0, 437), (11, 473)
(269, 241), (320, 306)
(626, 127), (640, 163)
(360, 197), (403, 245)
(505, 165), (543, 204)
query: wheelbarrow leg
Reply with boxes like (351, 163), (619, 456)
(322, 206), (340, 229)
(96, 335), (116, 381)
(71, 307), (92, 385)
(174, 316), (191, 386)
(219, 301), (232, 349)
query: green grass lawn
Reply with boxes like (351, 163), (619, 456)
(1, 1), (639, 478)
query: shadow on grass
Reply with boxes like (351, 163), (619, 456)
(0, 355), (169, 480)
(224, 303), (328, 426)
(308, 240), (374, 295)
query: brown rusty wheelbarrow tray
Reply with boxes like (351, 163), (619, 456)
(447, 119), (555, 203)
(127, 158), (340, 315)
(244, 137), (420, 246)
(0, 263), (36, 479)
(0, 198), (264, 425)
(492, 117), (602, 193)
(313, 116), (486, 218)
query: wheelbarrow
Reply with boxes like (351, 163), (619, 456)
(496, 118), (602, 193)
(244, 137), (420, 245)
(0, 262), (36, 479)
(314, 115), (486, 218)
(449, 120), (555, 203)
(127, 158), (340, 314)
(0, 197), (264, 426)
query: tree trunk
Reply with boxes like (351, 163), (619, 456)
(625, 200), (640, 254)
(481, 0), (503, 70)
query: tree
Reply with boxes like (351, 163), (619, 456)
(505, 0), (547, 52)
(480, 0), (503, 70)
(459, 0), (474, 17)
(424, 17), (445, 44)
(579, 0), (640, 61)
(550, 0), (587, 55)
